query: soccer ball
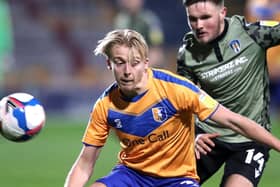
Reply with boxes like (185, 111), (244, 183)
(0, 92), (46, 142)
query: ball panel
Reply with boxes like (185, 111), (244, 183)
(26, 122), (44, 136)
(9, 93), (34, 102)
(12, 108), (28, 131)
(25, 105), (46, 129)
(4, 110), (26, 136)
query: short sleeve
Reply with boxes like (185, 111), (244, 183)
(82, 99), (110, 147)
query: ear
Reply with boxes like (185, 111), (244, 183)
(221, 6), (227, 17)
(106, 59), (112, 70)
(144, 58), (149, 70)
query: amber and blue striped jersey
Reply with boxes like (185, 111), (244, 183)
(83, 68), (219, 180)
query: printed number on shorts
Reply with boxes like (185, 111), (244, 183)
(245, 149), (264, 178)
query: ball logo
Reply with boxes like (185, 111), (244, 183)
(152, 107), (167, 122)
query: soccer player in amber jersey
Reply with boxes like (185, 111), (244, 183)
(64, 29), (280, 187)
(177, 0), (280, 186)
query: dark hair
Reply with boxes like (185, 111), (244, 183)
(183, 0), (224, 6)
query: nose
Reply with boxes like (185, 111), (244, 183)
(123, 63), (132, 76)
(196, 19), (203, 29)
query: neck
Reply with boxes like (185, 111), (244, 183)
(210, 19), (228, 44)
(120, 69), (149, 98)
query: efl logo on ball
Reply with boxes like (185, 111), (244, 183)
(0, 92), (46, 142)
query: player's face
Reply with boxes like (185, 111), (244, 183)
(186, 1), (227, 44)
(108, 44), (149, 97)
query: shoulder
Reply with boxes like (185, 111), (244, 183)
(228, 15), (247, 24)
(97, 83), (118, 101)
(91, 83), (119, 116)
(182, 31), (196, 49)
(151, 68), (199, 93)
(177, 31), (195, 58)
(226, 15), (249, 31)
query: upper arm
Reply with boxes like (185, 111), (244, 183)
(209, 105), (237, 129)
(80, 145), (102, 163)
(209, 105), (245, 133)
(209, 105), (228, 125)
(65, 145), (102, 187)
(177, 42), (198, 84)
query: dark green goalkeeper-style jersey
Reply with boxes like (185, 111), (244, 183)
(177, 15), (280, 143)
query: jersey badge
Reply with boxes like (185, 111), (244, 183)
(199, 91), (217, 109)
(229, 40), (241, 53)
(260, 20), (279, 27)
(152, 107), (168, 122)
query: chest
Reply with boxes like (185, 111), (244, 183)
(186, 34), (265, 90)
(107, 91), (177, 138)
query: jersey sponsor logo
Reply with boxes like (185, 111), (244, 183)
(121, 130), (170, 148)
(260, 20), (279, 27)
(152, 107), (168, 122)
(229, 39), (241, 53)
(200, 56), (249, 81)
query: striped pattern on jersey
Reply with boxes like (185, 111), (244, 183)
(83, 68), (219, 180)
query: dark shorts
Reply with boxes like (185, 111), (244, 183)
(195, 126), (270, 187)
(96, 164), (200, 187)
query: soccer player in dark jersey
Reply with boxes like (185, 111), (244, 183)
(177, 0), (280, 186)
(113, 0), (164, 67)
(64, 29), (280, 187)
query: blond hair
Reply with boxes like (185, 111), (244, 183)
(94, 29), (149, 60)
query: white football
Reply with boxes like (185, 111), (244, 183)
(0, 92), (46, 142)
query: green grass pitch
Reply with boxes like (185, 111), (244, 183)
(0, 117), (279, 187)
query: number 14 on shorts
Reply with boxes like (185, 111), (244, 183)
(245, 149), (264, 178)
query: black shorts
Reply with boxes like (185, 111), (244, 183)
(195, 126), (270, 187)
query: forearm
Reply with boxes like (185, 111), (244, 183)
(64, 146), (100, 187)
(64, 165), (92, 187)
(230, 114), (280, 152)
(211, 105), (280, 152)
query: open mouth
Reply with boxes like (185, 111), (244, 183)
(196, 32), (206, 38)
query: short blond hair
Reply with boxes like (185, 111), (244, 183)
(94, 29), (149, 60)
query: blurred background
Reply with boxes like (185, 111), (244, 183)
(1, 0), (279, 120)
(0, 0), (255, 118)
(0, 0), (280, 186)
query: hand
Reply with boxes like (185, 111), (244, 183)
(195, 133), (220, 159)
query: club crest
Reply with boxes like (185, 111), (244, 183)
(152, 107), (167, 122)
(229, 40), (241, 53)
